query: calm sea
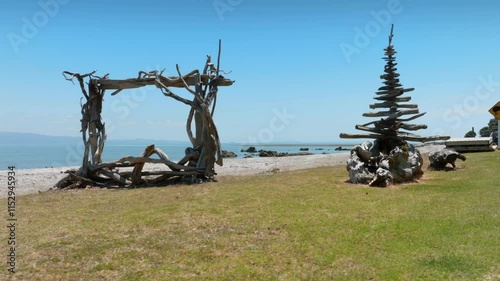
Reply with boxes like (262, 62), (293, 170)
(0, 142), (353, 170)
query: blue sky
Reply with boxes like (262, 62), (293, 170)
(1, 0), (499, 143)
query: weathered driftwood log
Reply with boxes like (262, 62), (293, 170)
(90, 156), (201, 172)
(178, 147), (200, 167)
(130, 145), (195, 184)
(428, 149), (466, 170)
(339, 133), (449, 143)
(131, 145), (156, 184)
(97, 74), (233, 91)
(121, 171), (201, 177)
(362, 109), (419, 118)
(100, 168), (128, 185)
(55, 143), (206, 189)
(374, 96), (411, 102)
(62, 71), (107, 178)
(370, 102), (418, 109)
(375, 88), (414, 95)
(54, 170), (107, 189)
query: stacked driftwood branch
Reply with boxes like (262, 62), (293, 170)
(339, 25), (449, 187)
(340, 25), (449, 148)
(55, 41), (234, 189)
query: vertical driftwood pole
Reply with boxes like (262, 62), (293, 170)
(62, 71), (107, 178)
(193, 40), (223, 178)
(88, 80), (101, 164)
(91, 80), (106, 165)
(192, 73), (204, 150)
(169, 42), (225, 180)
(80, 98), (90, 177)
(83, 78), (106, 178)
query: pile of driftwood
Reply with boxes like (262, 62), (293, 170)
(55, 41), (234, 189)
(340, 25), (449, 186)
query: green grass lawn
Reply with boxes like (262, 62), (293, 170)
(2, 151), (500, 280)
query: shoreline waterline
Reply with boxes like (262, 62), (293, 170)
(0, 143), (356, 170)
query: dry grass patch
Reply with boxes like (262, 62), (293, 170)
(1, 151), (499, 280)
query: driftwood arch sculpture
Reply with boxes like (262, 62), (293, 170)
(56, 42), (234, 189)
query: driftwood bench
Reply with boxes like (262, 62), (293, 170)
(445, 138), (496, 153)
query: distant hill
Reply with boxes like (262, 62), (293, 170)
(0, 132), (80, 146)
(0, 132), (191, 146)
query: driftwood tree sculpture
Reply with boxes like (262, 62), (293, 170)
(56, 41), (234, 189)
(340, 25), (449, 187)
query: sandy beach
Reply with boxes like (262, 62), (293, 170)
(0, 144), (443, 198)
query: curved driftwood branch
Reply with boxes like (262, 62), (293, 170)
(200, 103), (223, 166)
(100, 168), (129, 185)
(137, 70), (162, 79)
(70, 171), (102, 186)
(62, 70), (97, 81)
(63, 71), (96, 99)
(95, 123), (106, 163)
(175, 65), (206, 105)
(91, 156), (201, 172)
(131, 145), (155, 184)
(155, 77), (195, 107)
(395, 112), (426, 122)
(186, 108), (196, 145)
(175, 65), (198, 95)
(211, 92), (217, 117)
(94, 73), (110, 80)
(178, 147), (200, 166)
(122, 170), (201, 177)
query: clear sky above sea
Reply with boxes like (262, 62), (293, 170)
(1, 0), (499, 143)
